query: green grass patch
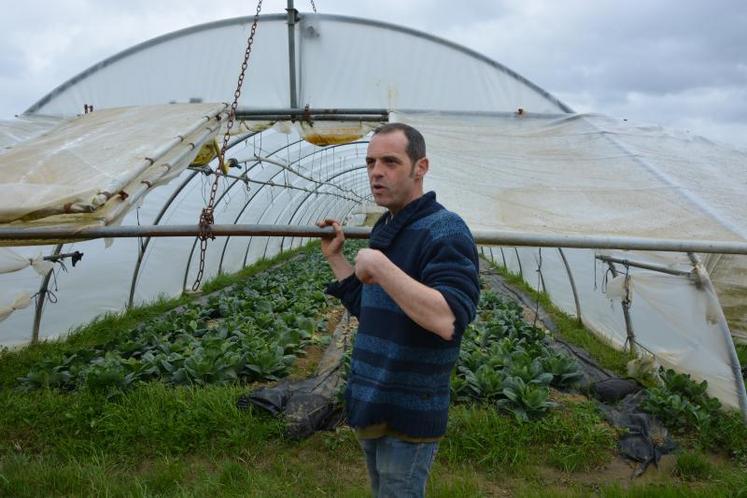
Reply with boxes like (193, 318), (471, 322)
(0, 383), (283, 460)
(442, 400), (616, 474)
(737, 344), (747, 368)
(673, 451), (714, 481)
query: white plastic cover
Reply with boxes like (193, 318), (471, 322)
(27, 14), (567, 117)
(0, 103), (226, 229)
(394, 111), (746, 409)
(0, 248), (53, 276)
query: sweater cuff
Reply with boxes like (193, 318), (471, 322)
(435, 286), (470, 340)
(325, 273), (361, 299)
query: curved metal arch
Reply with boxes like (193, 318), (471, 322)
(31, 244), (63, 343)
(273, 181), (363, 256)
(281, 173), (371, 252)
(217, 140), (370, 272)
(127, 130), (262, 306)
(26, 14), (286, 114)
(180, 137), (307, 290)
(245, 165), (368, 267)
(127, 170), (199, 307)
(27, 13), (571, 115)
(276, 173), (372, 253)
(278, 166), (368, 251)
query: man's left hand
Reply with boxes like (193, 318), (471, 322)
(354, 248), (387, 284)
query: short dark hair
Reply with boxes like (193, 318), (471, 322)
(372, 123), (426, 164)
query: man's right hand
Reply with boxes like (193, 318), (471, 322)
(317, 219), (345, 259)
(317, 219), (355, 282)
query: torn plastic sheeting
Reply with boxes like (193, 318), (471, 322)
(0, 103), (227, 223)
(0, 292), (33, 323)
(599, 391), (677, 477)
(0, 248), (54, 276)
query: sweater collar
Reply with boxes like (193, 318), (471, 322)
(369, 191), (437, 249)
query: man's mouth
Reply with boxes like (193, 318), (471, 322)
(372, 185), (386, 194)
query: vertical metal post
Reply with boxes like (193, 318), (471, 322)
(32, 244), (63, 343)
(688, 253), (747, 424)
(514, 248), (524, 279)
(286, 0), (299, 109)
(557, 248), (582, 323)
(606, 261), (636, 355)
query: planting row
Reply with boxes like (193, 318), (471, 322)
(16, 249), (337, 393)
(451, 290), (583, 420)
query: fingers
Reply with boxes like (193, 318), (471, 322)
(317, 218), (339, 228)
(318, 219), (344, 240)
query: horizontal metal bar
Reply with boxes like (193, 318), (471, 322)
(0, 224), (370, 242)
(235, 108), (389, 116)
(235, 114), (387, 122)
(595, 255), (692, 277)
(2, 225), (747, 254)
(474, 231), (747, 254)
(472, 230), (747, 255)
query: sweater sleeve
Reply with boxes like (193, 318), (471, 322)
(325, 273), (363, 318)
(420, 227), (480, 340)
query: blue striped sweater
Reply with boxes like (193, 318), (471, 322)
(326, 192), (480, 438)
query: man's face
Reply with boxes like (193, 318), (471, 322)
(365, 130), (428, 214)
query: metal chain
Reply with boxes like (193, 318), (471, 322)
(193, 0), (264, 291)
(309, 0), (317, 13)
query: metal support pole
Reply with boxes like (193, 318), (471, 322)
(596, 255), (692, 277)
(687, 253), (747, 424)
(4, 227), (747, 255)
(514, 248), (524, 278)
(32, 244), (63, 343)
(236, 108), (389, 117)
(558, 248), (582, 323)
(606, 262), (637, 355)
(129, 130), (261, 307)
(286, 0), (298, 109)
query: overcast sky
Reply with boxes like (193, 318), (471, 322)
(2, 0), (745, 149)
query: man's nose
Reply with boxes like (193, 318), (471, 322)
(369, 160), (384, 178)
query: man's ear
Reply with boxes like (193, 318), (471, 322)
(414, 157), (429, 179)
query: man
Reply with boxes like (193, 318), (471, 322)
(318, 123), (480, 497)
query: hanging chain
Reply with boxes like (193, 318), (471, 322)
(309, 0), (317, 13)
(192, 0), (264, 291)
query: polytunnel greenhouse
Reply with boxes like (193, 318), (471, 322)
(2, 7), (747, 491)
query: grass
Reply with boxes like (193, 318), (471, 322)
(673, 451), (714, 481)
(442, 400), (616, 474)
(737, 344), (747, 368)
(0, 383), (283, 461)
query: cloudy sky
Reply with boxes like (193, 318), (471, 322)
(2, 0), (746, 148)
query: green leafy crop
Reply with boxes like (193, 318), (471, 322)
(453, 290), (582, 420)
(17, 251), (337, 394)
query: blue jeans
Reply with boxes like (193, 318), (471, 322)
(359, 436), (439, 498)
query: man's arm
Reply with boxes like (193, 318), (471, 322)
(317, 219), (354, 281)
(318, 219), (362, 318)
(355, 249), (457, 341)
